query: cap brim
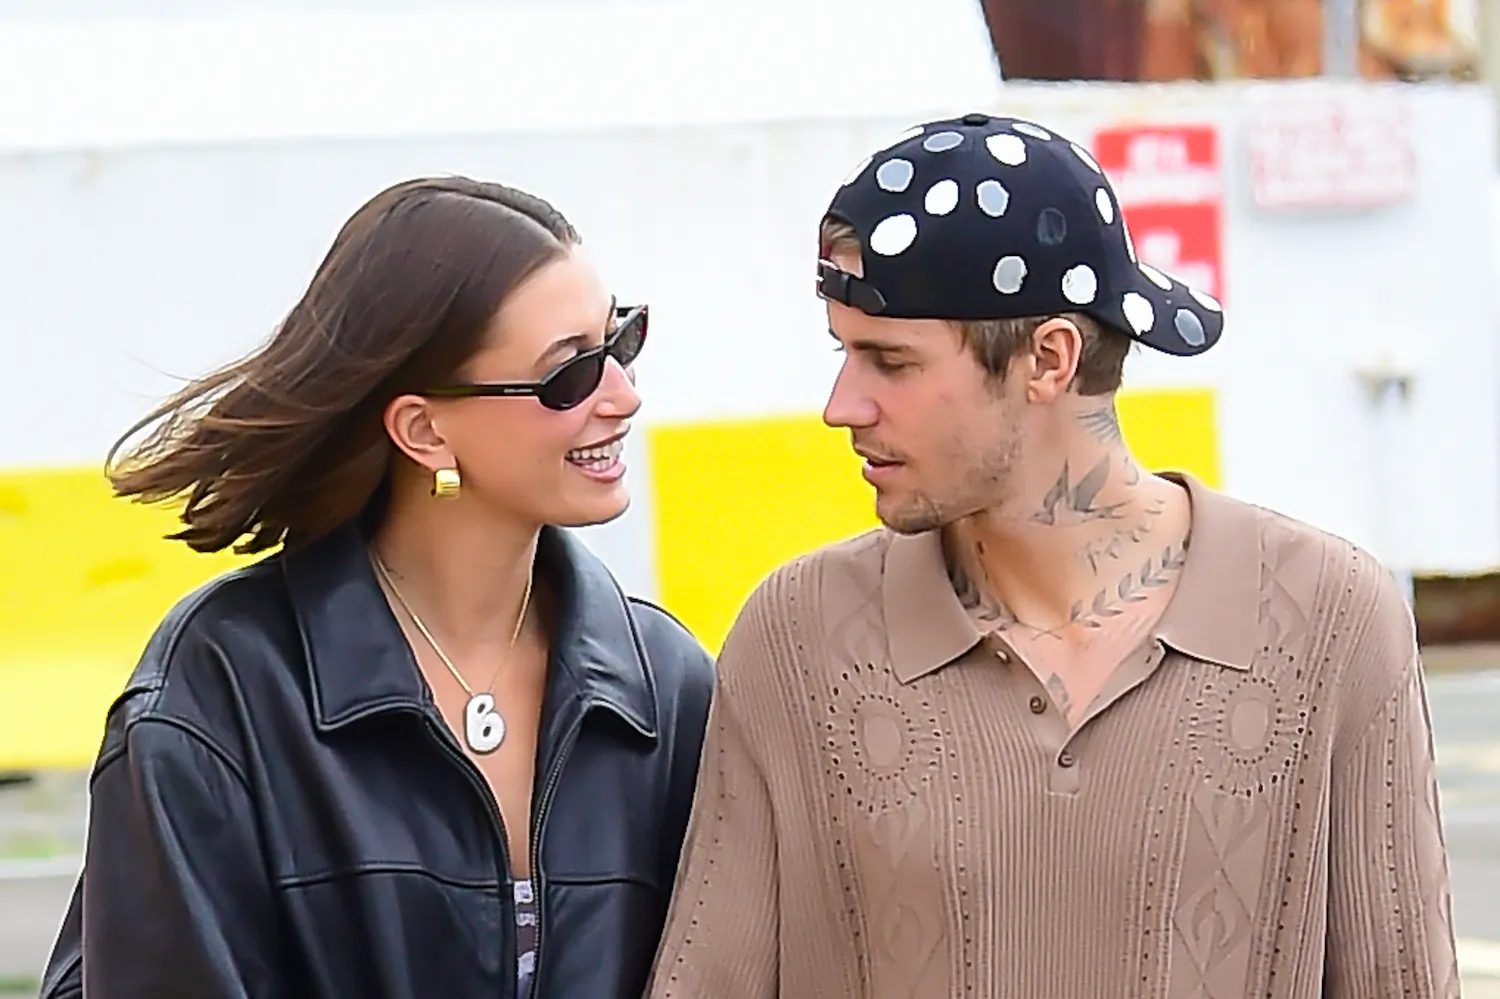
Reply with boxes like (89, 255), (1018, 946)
(1089, 263), (1224, 357)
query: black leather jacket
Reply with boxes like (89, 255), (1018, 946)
(39, 522), (714, 999)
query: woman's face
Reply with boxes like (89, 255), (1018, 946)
(428, 248), (643, 529)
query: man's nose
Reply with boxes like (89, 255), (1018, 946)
(822, 364), (878, 429)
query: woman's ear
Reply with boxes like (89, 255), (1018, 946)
(383, 394), (454, 472)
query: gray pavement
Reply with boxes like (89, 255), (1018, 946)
(1433, 669), (1500, 991)
(0, 670), (1496, 997)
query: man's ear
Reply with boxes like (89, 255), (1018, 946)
(1024, 317), (1085, 403)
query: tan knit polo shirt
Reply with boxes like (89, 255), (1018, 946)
(646, 476), (1460, 998)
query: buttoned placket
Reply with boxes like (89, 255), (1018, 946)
(982, 632), (1172, 796)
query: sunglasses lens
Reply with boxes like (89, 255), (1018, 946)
(539, 354), (605, 410)
(611, 314), (647, 367)
(536, 310), (646, 410)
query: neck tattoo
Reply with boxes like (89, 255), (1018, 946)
(948, 534), (1188, 642)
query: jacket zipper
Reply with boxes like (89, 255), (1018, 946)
(526, 707), (584, 998)
(422, 714), (518, 998)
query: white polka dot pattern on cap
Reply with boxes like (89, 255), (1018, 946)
(1121, 292), (1154, 335)
(1071, 142), (1103, 174)
(1012, 122), (1053, 140)
(1036, 208), (1067, 246)
(1190, 287), (1222, 312)
(869, 214), (918, 256)
(1140, 264), (1173, 290)
(922, 131), (964, 153)
(993, 255), (1027, 294)
(820, 114), (1223, 357)
(1174, 308), (1207, 346)
(876, 159), (914, 193)
(1095, 189), (1115, 225)
(976, 179), (1010, 217)
(842, 155), (871, 187)
(985, 134), (1028, 167)
(1061, 264), (1098, 305)
(924, 179), (959, 216)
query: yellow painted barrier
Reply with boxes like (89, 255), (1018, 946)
(648, 414), (881, 656)
(1117, 387), (1222, 490)
(649, 387), (1221, 654)
(0, 387), (1219, 768)
(0, 467), (250, 769)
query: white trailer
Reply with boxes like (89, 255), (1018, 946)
(0, 4), (1494, 768)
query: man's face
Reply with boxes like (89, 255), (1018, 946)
(821, 248), (1026, 535)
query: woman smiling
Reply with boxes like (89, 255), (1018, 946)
(40, 176), (714, 999)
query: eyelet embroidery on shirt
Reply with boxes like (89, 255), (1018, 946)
(1151, 512), (1330, 996)
(1186, 673), (1300, 798)
(1185, 515), (1320, 801)
(825, 661), (943, 815)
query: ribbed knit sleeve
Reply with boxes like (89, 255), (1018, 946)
(646, 586), (781, 999)
(1324, 569), (1462, 999)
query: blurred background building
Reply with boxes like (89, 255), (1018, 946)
(979, 0), (1480, 82)
(2, 0), (1500, 995)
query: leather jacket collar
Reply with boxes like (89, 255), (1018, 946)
(282, 523), (659, 742)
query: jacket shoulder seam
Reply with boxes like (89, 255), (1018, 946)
(123, 563), (274, 709)
(94, 714), (254, 793)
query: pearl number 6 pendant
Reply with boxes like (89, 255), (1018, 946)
(464, 692), (506, 754)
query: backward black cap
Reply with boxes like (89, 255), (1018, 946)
(817, 112), (1224, 357)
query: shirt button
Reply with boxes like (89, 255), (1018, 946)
(1058, 751), (1076, 768)
(994, 648), (1010, 663)
(1028, 695), (1046, 714)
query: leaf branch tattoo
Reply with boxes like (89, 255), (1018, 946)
(1032, 458), (1129, 526)
(1066, 543), (1187, 630)
(946, 532), (1188, 643)
(949, 548), (1015, 631)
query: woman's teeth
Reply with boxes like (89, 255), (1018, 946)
(566, 438), (624, 469)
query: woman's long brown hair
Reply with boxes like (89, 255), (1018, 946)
(106, 176), (578, 554)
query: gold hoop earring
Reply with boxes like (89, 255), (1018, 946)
(432, 467), (461, 499)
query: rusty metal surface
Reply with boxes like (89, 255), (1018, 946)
(1416, 575), (1500, 646)
(975, 0), (1477, 81)
(977, 0), (1146, 80)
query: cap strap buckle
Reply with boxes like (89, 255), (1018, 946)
(816, 259), (887, 315)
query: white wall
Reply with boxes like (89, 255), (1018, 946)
(0, 8), (1496, 582)
(0, 1), (1002, 152)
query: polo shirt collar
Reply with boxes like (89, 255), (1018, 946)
(884, 526), (983, 684)
(883, 472), (1261, 684)
(1153, 473), (1261, 672)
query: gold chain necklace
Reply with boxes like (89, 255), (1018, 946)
(369, 549), (532, 755)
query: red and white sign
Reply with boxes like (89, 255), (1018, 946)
(1246, 88), (1417, 211)
(1092, 123), (1225, 304)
